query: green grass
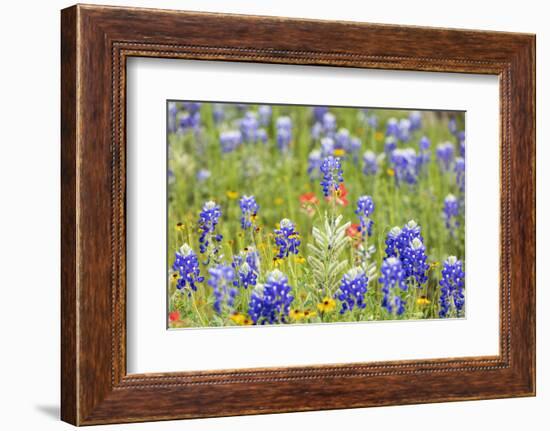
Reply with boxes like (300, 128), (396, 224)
(167, 103), (465, 328)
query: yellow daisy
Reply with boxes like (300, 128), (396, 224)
(229, 312), (246, 325)
(387, 168), (395, 177)
(226, 191), (239, 199)
(317, 297), (336, 313)
(289, 309), (304, 321)
(417, 296), (431, 306)
(175, 222), (185, 232)
(333, 148), (346, 157)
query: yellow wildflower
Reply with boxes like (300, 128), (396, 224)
(387, 168), (395, 177)
(272, 257), (282, 268)
(417, 296), (431, 306)
(294, 256), (306, 264)
(226, 191), (239, 199)
(229, 312), (246, 325)
(333, 148), (346, 157)
(170, 272), (180, 283)
(175, 222), (185, 232)
(289, 309), (304, 321)
(317, 297), (336, 313)
(375, 131), (384, 141)
(302, 310), (317, 319)
(274, 197), (284, 205)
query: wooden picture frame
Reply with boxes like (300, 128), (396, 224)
(61, 4), (536, 425)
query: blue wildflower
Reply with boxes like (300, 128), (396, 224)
(212, 103), (225, 124)
(311, 121), (323, 140)
(379, 257), (407, 315)
(391, 148), (418, 185)
(436, 141), (455, 171)
(397, 118), (412, 142)
(417, 136), (431, 171)
(384, 220), (423, 259)
(439, 256), (465, 317)
(258, 105), (272, 126)
(240, 111), (259, 143)
(362, 150), (379, 175)
(313, 106), (329, 123)
(409, 111), (422, 131)
(168, 102), (178, 133)
(196, 169), (211, 182)
(239, 195), (259, 230)
(307, 150), (322, 180)
(220, 130), (242, 153)
(335, 267), (369, 314)
(232, 249), (259, 290)
(322, 112), (337, 135)
(335, 128), (350, 151)
(448, 116), (457, 136)
(320, 137), (335, 157)
(276, 116), (292, 152)
(198, 200), (223, 254)
(455, 157), (465, 192)
(208, 264), (237, 314)
(368, 114), (378, 129)
(355, 196), (375, 238)
(386, 118), (399, 137)
(443, 194), (460, 235)
(274, 218), (300, 259)
(248, 270), (294, 324)
(319, 156), (343, 197)
(400, 237), (429, 286)
(172, 244), (204, 294)
(457, 131), (465, 157)
(384, 136), (397, 156)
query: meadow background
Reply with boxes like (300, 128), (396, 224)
(167, 101), (465, 328)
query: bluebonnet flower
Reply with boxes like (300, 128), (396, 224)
(436, 141), (455, 171)
(349, 137), (362, 160)
(335, 128), (350, 151)
(391, 148), (418, 185)
(409, 111), (422, 131)
(240, 111), (259, 143)
(212, 104), (225, 124)
(196, 169), (211, 182)
(198, 200), (223, 254)
(362, 150), (379, 175)
(256, 128), (268, 144)
(168, 102), (178, 133)
(322, 112), (337, 135)
(239, 195), (259, 230)
(417, 136), (431, 171)
(307, 150), (322, 180)
(457, 131), (465, 157)
(182, 102), (201, 114)
(355, 195), (375, 238)
(384, 136), (397, 156)
(178, 110), (201, 132)
(384, 220), (423, 259)
(311, 121), (323, 140)
(232, 246), (260, 274)
(386, 118), (399, 137)
(232, 248), (259, 290)
(367, 114), (378, 129)
(443, 194), (460, 235)
(439, 256), (465, 317)
(258, 105), (272, 126)
(397, 118), (412, 142)
(400, 237), (429, 286)
(448, 116), (457, 136)
(172, 244), (204, 294)
(220, 130), (242, 153)
(335, 267), (369, 314)
(274, 218), (301, 258)
(248, 270), (294, 324)
(276, 116), (292, 152)
(320, 137), (335, 157)
(379, 257), (407, 315)
(208, 264), (236, 314)
(319, 156), (343, 197)
(455, 157), (465, 192)
(313, 106), (329, 123)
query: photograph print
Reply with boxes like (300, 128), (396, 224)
(167, 101), (466, 328)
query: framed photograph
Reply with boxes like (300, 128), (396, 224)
(61, 4), (536, 425)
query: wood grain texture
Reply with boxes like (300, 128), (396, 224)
(60, 4), (536, 425)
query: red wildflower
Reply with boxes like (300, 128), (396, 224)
(346, 223), (362, 248)
(299, 192), (319, 216)
(169, 310), (180, 322)
(326, 183), (349, 206)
